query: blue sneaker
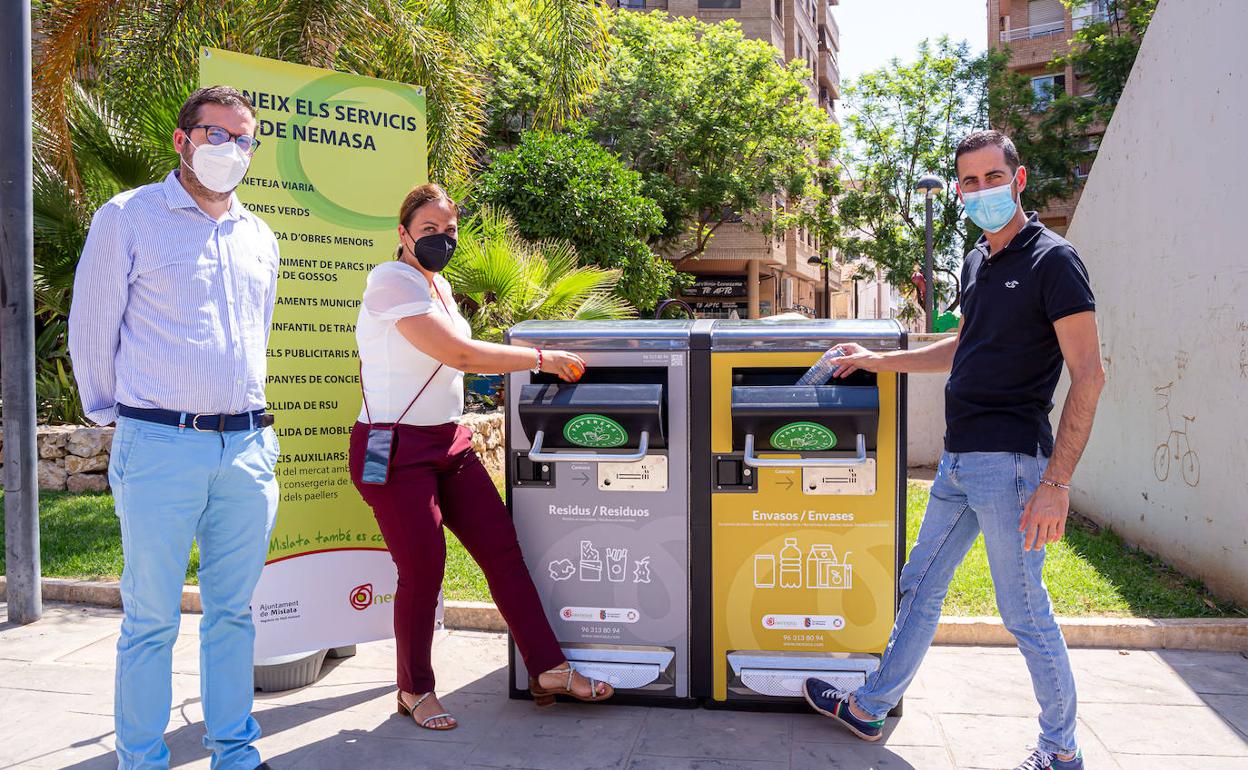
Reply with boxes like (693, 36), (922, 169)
(1014, 747), (1083, 770)
(802, 678), (885, 742)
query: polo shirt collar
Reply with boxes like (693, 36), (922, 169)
(163, 170), (250, 222)
(975, 211), (1043, 261)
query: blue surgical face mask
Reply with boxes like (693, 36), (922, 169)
(962, 171), (1020, 233)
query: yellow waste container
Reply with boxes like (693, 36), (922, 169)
(696, 319), (906, 706)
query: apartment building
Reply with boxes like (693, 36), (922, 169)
(988, 0), (1115, 234)
(613, 0), (842, 318)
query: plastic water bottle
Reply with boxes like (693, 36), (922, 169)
(796, 347), (845, 386)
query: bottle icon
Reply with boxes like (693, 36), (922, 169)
(779, 537), (803, 588)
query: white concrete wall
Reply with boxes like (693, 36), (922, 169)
(906, 334), (954, 467)
(1055, 0), (1248, 606)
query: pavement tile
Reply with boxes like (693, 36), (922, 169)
(790, 741), (955, 770)
(259, 729), (476, 770)
(425, 631), (512, 696)
(0, 689), (117, 770)
(53, 630), (203, 678)
(1107, 755), (1248, 770)
(632, 708), (792, 762)
(1070, 648), (1206, 705)
(938, 713), (1120, 770)
(910, 647), (1038, 716)
(1080, 701), (1248, 757)
(0, 605), (121, 663)
(627, 758), (788, 770)
(1154, 650), (1248, 696)
(790, 702), (944, 747)
(1202, 694), (1248, 740)
(463, 708), (640, 770)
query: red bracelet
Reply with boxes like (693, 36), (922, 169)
(534, 347), (544, 372)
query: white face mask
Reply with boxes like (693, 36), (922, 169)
(182, 136), (251, 193)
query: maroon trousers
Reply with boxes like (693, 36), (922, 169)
(349, 421), (564, 693)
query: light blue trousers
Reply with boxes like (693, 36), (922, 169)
(855, 450), (1079, 756)
(109, 416), (279, 770)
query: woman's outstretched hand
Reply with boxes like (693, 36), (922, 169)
(541, 350), (586, 382)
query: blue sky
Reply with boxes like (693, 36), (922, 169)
(836, 0), (987, 84)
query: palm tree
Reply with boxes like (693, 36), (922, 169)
(31, 85), (174, 423)
(444, 204), (634, 343)
(32, 0), (610, 193)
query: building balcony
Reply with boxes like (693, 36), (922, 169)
(819, 47), (839, 97)
(822, 5), (839, 51)
(1000, 19), (1066, 43)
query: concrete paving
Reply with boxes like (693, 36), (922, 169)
(1, 603), (1245, 770)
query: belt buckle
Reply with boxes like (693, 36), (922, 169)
(191, 413), (222, 432)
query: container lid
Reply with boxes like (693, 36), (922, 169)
(508, 320), (695, 350)
(711, 319), (903, 351)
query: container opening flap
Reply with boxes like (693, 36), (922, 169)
(518, 382), (666, 450)
(730, 385), (879, 452)
(727, 652), (879, 699)
(564, 648), (675, 690)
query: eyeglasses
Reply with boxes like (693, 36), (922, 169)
(185, 124), (261, 155)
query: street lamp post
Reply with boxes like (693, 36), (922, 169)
(916, 174), (944, 333)
(1, 1), (42, 624)
(807, 255), (830, 318)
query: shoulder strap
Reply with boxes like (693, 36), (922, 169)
(360, 276), (456, 426)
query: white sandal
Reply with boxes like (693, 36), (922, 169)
(396, 691), (457, 730)
(528, 665), (614, 708)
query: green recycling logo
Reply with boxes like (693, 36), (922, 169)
(770, 422), (837, 451)
(563, 414), (628, 448)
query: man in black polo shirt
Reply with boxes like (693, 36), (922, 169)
(803, 130), (1104, 770)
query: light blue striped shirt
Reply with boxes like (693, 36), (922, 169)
(69, 171), (280, 425)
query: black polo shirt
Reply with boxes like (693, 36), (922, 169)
(945, 212), (1096, 456)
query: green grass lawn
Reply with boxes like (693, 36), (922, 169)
(2, 484), (1242, 618)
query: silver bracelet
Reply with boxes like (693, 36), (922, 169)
(1039, 478), (1071, 491)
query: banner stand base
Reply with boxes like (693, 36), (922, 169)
(254, 649), (329, 692)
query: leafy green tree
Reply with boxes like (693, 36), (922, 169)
(583, 11), (833, 264)
(986, 49), (1087, 216)
(988, 0), (1159, 212)
(476, 131), (672, 310)
(835, 38), (988, 318)
(443, 204), (634, 343)
(473, 0), (611, 148)
(769, 125), (843, 268)
(1057, 0), (1159, 125)
(33, 0), (610, 189)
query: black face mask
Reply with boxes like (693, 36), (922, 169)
(404, 232), (457, 272)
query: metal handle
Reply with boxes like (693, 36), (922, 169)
(742, 433), (867, 468)
(528, 430), (650, 463)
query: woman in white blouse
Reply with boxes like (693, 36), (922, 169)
(349, 184), (613, 731)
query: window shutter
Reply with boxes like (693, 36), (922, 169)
(1028, 0), (1065, 26)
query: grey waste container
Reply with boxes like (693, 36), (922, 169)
(505, 320), (704, 706)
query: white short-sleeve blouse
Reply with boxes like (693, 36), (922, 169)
(355, 260), (473, 425)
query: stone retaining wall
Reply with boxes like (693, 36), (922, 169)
(0, 426), (117, 493)
(3, 411), (506, 494)
(455, 411), (504, 478)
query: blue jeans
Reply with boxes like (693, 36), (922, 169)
(854, 450), (1078, 756)
(109, 416), (279, 770)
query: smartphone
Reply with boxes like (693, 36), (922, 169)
(361, 426), (396, 485)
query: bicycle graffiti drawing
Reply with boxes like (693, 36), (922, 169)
(1153, 382), (1200, 487)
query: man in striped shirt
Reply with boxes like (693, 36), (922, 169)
(69, 86), (279, 770)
